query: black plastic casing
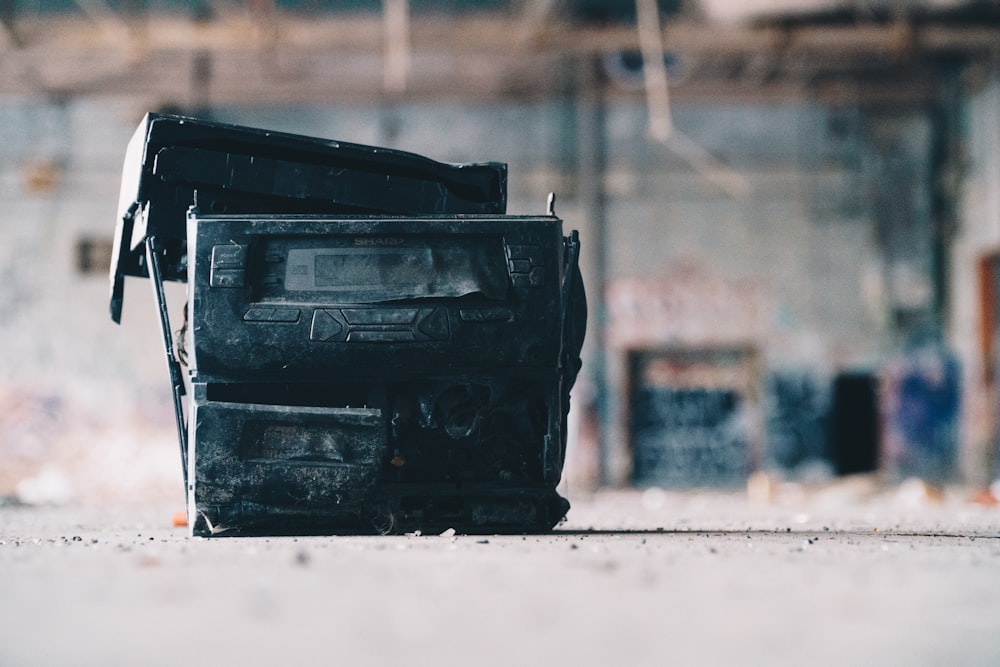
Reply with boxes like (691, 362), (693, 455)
(186, 212), (580, 535)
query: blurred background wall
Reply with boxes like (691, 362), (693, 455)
(1, 0), (999, 504)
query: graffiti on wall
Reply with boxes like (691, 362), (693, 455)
(628, 347), (758, 487)
(764, 373), (830, 471)
(606, 268), (771, 350)
(631, 385), (750, 487)
(607, 270), (768, 486)
(883, 339), (960, 481)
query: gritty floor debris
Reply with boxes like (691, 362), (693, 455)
(0, 488), (998, 667)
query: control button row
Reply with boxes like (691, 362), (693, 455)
(506, 243), (544, 287)
(309, 308), (450, 343)
(210, 244), (247, 288)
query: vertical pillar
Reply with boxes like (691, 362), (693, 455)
(191, 2), (213, 118)
(576, 54), (611, 486)
(931, 62), (966, 330)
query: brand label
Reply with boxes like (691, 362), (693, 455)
(353, 237), (405, 247)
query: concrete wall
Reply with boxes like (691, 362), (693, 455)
(594, 102), (937, 485)
(0, 97), (184, 502)
(0, 98), (585, 503)
(950, 72), (1000, 486)
(0, 91), (966, 500)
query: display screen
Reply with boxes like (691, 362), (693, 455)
(283, 237), (509, 302)
(314, 249), (431, 288)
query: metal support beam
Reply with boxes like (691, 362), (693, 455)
(576, 53), (611, 486)
(0, 12), (997, 106)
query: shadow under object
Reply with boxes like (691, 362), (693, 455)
(111, 113), (586, 536)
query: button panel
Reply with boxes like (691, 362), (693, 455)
(506, 244), (544, 287)
(210, 244), (247, 288)
(310, 308), (450, 343)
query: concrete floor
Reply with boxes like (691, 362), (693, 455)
(1, 483), (999, 667)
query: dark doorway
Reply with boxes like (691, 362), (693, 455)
(830, 372), (880, 475)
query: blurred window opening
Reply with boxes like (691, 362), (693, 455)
(76, 237), (114, 275)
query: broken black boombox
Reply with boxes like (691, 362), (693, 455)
(110, 113), (586, 536)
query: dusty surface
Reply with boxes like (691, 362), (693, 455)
(2, 485), (1000, 667)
